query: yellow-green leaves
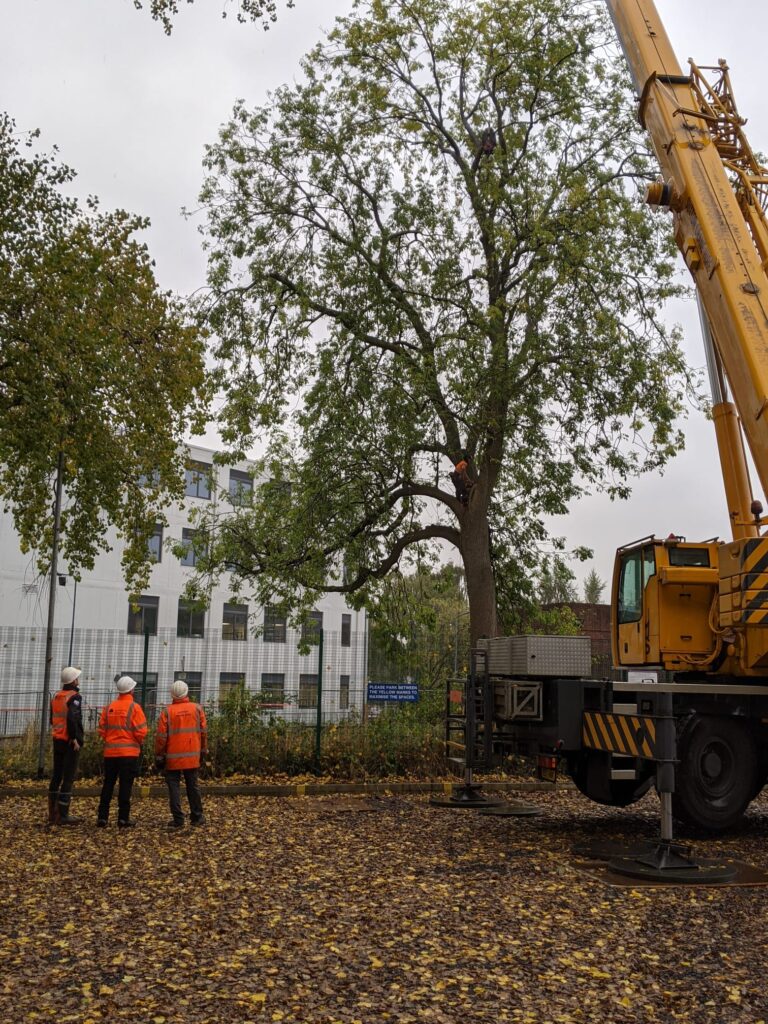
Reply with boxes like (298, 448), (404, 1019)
(0, 115), (209, 594)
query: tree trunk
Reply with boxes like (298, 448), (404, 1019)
(459, 509), (498, 644)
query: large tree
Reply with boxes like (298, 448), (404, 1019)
(192, 0), (689, 641)
(0, 115), (208, 593)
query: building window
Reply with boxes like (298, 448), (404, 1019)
(148, 523), (163, 563)
(180, 527), (200, 567)
(174, 670), (202, 702)
(339, 674), (350, 710)
(177, 599), (205, 639)
(341, 613), (351, 647)
(223, 602), (248, 641)
(261, 673), (285, 703)
(138, 469), (160, 489)
(127, 595), (159, 636)
(299, 673), (318, 709)
(219, 672), (246, 701)
(229, 468), (253, 506)
(301, 610), (323, 645)
(185, 460), (211, 499)
(264, 605), (287, 643)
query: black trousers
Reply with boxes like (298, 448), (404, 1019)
(97, 757), (139, 823)
(165, 769), (204, 824)
(49, 739), (80, 812)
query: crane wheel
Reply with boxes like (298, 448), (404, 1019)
(673, 715), (758, 833)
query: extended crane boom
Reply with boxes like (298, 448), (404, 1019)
(606, 0), (768, 538)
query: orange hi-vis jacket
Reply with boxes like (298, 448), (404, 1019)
(98, 694), (148, 758)
(154, 697), (207, 770)
(50, 689), (76, 741)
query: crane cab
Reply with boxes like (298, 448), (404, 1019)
(612, 536), (719, 672)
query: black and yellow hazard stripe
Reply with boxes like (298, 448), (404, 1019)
(741, 539), (768, 590)
(582, 711), (656, 760)
(742, 590), (768, 625)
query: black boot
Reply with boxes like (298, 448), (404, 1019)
(57, 803), (79, 826)
(47, 795), (59, 826)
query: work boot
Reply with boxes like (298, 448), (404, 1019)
(117, 820), (135, 829)
(96, 819), (108, 828)
(191, 816), (206, 827)
(47, 795), (59, 826)
(166, 819), (184, 830)
(57, 804), (79, 826)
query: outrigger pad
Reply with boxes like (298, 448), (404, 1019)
(478, 802), (541, 817)
(429, 786), (505, 809)
(572, 840), (658, 861)
(607, 856), (738, 885)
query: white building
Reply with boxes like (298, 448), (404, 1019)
(0, 445), (367, 730)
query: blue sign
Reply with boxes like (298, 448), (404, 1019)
(367, 683), (419, 703)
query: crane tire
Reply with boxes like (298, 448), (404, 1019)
(673, 715), (757, 833)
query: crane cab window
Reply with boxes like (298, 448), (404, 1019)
(668, 547), (710, 567)
(617, 546), (656, 624)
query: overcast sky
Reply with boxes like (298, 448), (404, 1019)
(2, 0), (766, 592)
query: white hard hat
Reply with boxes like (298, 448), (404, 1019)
(171, 680), (189, 699)
(60, 666), (82, 686)
(116, 675), (137, 694)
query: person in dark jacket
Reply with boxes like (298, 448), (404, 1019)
(48, 666), (84, 826)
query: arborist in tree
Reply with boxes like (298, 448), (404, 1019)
(155, 679), (208, 829)
(96, 675), (148, 829)
(471, 127), (497, 172)
(449, 452), (475, 506)
(48, 666), (84, 826)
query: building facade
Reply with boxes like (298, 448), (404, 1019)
(0, 445), (367, 731)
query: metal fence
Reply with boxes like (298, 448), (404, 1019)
(0, 682), (448, 780)
(0, 624), (367, 729)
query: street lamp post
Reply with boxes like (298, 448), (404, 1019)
(37, 450), (64, 779)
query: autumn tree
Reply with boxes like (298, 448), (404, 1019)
(0, 115), (208, 594)
(192, 0), (688, 642)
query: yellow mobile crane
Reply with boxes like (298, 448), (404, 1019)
(453, 0), (768, 832)
(606, 0), (768, 825)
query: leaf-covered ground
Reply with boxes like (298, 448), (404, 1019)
(1, 789), (767, 1023)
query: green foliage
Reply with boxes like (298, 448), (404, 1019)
(0, 699), (447, 782)
(525, 604), (582, 638)
(191, 0), (692, 638)
(132, 0), (293, 33)
(498, 550), (585, 636)
(583, 567), (607, 604)
(367, 565), (470, 684)
(537, 554), (578, 605)
(0, 115), (209, 593)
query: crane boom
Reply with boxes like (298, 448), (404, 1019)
(606, 0), (768, 539)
